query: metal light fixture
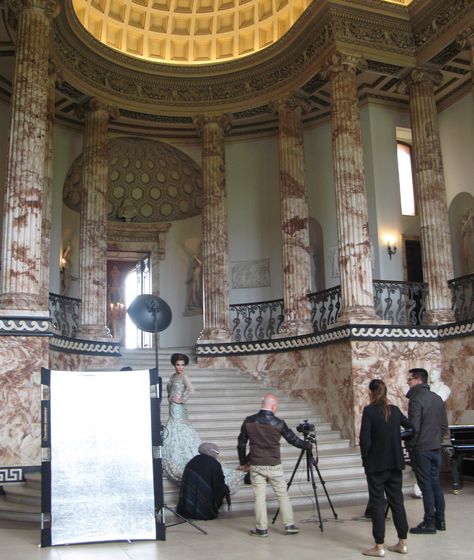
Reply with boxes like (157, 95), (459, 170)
(384, 235), (397, 260)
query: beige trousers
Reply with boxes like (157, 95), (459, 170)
(250, 464), (294, 530)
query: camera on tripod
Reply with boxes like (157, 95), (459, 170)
(296, 419), (317, 443)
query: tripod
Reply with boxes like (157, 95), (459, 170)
(272, 442), (338, 532)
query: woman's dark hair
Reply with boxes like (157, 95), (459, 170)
(368, 379), (390, 420)
(170, 353), (189, 366)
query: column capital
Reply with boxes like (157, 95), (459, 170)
(321, 51), (367, 79)
(457, 25), (474, 49)
(193, 114), (231, 136)
(8, 0), (60, 20)
(398, 68), (443, 95)
(268, 94), (311, 117)
(75, 98), (120, 121)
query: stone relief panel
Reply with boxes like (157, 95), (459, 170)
(231, 259), (271, 289)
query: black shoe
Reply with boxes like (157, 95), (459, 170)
(284, 524), (300, 534)
(436, 520), (446, 531)
(409, 522), (437, 534)
(249, 528), (268, 538)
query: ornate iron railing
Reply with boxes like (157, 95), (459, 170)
(230, 299), (284, 341)
(48, 292), (80, 337)
(373, 280), (427, 326)
(449, 273), (474, 322)
(308, 286), (342, 332)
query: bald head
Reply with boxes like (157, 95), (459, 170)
(261, 393), (279, 413)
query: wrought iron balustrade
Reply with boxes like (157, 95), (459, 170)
(308, 286), (342, 332)
(449, 273), (474, 322)
(373, 280), (427, 326)
(230, 299), (284, 341)
(48, 292), (80, 337)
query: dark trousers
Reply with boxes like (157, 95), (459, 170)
(410, 448), (445, 526)
(366, 469), (408, 544)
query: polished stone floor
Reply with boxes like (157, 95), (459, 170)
(1, 480), (473, 560)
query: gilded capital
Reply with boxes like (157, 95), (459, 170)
(321, 51), (367, 79)
(398, 68), (443, 95)
(193, 114), (231, 136)
(8, 0), (60, 20)
(268, 94), (311, 117)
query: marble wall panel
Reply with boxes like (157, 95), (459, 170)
(49, 350), (118, 372)
(0, 336), (49, 466)
(199, 334), (474, 445)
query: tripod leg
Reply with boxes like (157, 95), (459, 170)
(312, 460), (338, 520)
(271, 448), (305, 525)
(306, 452), (324, 531)
(161, 505), (208, 535)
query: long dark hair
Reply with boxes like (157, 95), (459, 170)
(368, 379), (390, 421)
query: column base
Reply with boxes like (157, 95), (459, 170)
(76, 324), (112, 340)
(424, 308), (455, 325)
(273, 318), (314, 338)
(336, 305), (383, 326)
(0, 292), (45, 313)
(198, 327), (232, 344)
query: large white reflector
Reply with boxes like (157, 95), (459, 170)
(46, 369), (158, 545)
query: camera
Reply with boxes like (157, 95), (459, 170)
(296, 419), (317, 443)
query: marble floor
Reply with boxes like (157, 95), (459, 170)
(1, 480), (473, 560)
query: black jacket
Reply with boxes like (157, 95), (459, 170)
(359, 404), (413, 473)
(237, 409), (310, 466)
(405, 383), (448, 451)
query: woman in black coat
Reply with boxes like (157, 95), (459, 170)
(359, 379), (413, 557)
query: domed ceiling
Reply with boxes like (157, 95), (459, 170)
(72, 0), (313, 65)
(63, 137), (203, 222)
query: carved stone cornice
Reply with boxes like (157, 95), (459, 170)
(412, 0), (474, 50)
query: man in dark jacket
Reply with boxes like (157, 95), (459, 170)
(237, 393), (311, 538)
(406, 368), (448, 534)
(177, 442), (229, 520)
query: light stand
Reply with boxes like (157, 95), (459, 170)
(127, 295), (207, 536)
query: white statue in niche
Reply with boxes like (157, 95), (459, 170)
(429, 367), (451, 402)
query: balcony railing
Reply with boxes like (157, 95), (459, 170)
(230, 299), (284, 342)
(449, 273), (474, 322)
(48, 292), (80, 338)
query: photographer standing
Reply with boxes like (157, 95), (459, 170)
(237, 393), (311, 538)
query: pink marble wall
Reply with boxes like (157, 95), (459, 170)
(0, 336), (49, 466)
(199, 334), (474, 445)
(49, 349), (118, 372)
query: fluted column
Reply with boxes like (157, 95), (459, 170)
(0, 0), (60, 312)
(402, 69), (454, 324)
(322, 52), (377, 323)
(193, 115), (231, 342)
(271, 95), (313, 336)
(76, 99), (119, 339)
(39, 62), (60, 307)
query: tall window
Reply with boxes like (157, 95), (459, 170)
(124, 257), (151, 349)
(397, 141), (416, 216)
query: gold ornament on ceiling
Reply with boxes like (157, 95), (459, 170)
(63, 137), (203, 222)
(72, 0), (314, 65)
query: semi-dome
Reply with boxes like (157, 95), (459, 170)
(63, 137), (203, 222)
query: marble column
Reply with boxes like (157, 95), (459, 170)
(271, 95), (313, 336)
(0, 0), (60, 313)
(76, 99), (119, 339)
(193, 115), (231, 342)
(402, 69), (454, 324)
(39, 62), (60, 308)
(322, 52), (377, 323)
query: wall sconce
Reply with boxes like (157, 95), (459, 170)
(60, 242), (71, 274)
(384, 235), (397, 260)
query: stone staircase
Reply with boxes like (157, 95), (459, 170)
(0, 347), (414, 523)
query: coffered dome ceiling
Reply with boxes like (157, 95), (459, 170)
(72, 0), (313, 65)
